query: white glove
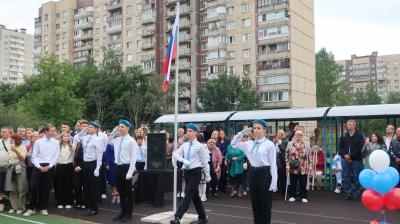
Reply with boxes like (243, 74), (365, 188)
(205, 174), (211, 183)
(111, 127), (120, 136)
(94, 169), (99, 177)
(181, 159), (191, 166)
(241, 127), (253, 136)
(126, 173), (132, 180)
(81, 127), (89, 135)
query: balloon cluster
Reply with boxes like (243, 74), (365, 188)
(359, 150), (400, 223)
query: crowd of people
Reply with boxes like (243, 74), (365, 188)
(0, 119), (399, 224)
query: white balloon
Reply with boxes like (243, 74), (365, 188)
(369, 150), (390, 173)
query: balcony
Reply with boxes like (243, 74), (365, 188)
(10, 73), (18, 78)
(209, 27), (226, 36)
(73, 44), (94, 52)
(165, 34), (192, 45)
(73, 56), (89, 63)
(10, 80), (18, 84)
(34, 32), (41, 37)
(260, 100), (291, 109)
(106, 26), (123, 35)
(142, 68), (155, 75)
(141, 42), (155, 50)
(259, 50), (290, 61)
(10, 61), (18, 66)
(180, 89), (191, 98)
(34, 52), (42, 58)
(34, 41), (41, 47)
(164, 0), (190, 5)
(208, 58), (227, 66)
(141, 16), (156, 25)
(141, 54), (155, 61)
(17, 45), (25, 50)
(258, 1), (289, 14)
(10, 49), (18, 54)
(208, 42), (227, 51)
(75, 33), (93, 41)
(10, 67), (18, 72)
(17, 51), (24, 56)
(208, 0), (226, 8)
(142, 29), (155, 37)
(171, 62), (192, 71)
(165, 6), (191, 19)
(107, 14), (123, 22)
(179, 48), (191, 57)
(109, 38), (122, 44)
(74, 11), (94, 20)
(17, 57), (24, 62)
(166, 20), (191, 32)
(35, 17), (42, 24)
(258, 36), (289, 46)
(179, 104), (191, 112)
(10, 56), (18, 60)
(107, 1), (123, 11)
(207, 13), (226, 23)
(81, 22), (94, 30)
(258, 19), (289, 30)
(142, 2), (155, 10)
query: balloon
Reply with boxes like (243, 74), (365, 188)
(384, 167), (400, 188)
(369, 150), (390, 173)
(370, 222), (379, 224)
(372, 172), (393, 194)
(362, 189), (384, 211)
(360, 169), (376, 189)
(380, 222), (388, 224)
(383, 188), (400, 210)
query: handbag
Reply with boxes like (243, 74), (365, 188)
(289, 143), (299, 169)
(226, 147), (232, 166)
(12, 149), (22, 174)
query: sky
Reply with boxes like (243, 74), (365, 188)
(0, 0), (399, 61)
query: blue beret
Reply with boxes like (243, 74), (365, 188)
(254, 119), (267, 129)
(186, 123), (199, 132)
(119, 119), (131, 128)
(89, 121), (100, 129)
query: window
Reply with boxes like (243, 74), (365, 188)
(387, 68), (391, 71)
(208, 35), (226, 45)
(136, 27), (142, 35)
(242, 34), (251, 42)
(395, 80), (399, 84)
(103, 15), (107, 21)
(127, 42), (132, 49)
(201, 15), (207, 22)
(63, 22), (67, 28)
(127, 54), (132, 61)
(45, 14), (48, 20)
(141, 61), (155, 70)
(395, 67), (398, 71)
(242, 18), (250, 27)
(208, 65), (226, 74)
(394, 61), (398, 65)
(243, 49), (250, 57)
(201, 43), (208, 50)
(137, 15), (142, 22)
(201, 71), (208, 78)
(227, 36), (235, 45)
(201, 57), (208, 64)
(258, 11), (285, 22)
(62, 43), (67, 49)
(44, 25), (48, 31)
(227, 66), (235, 74)
(44, 35), (48, 41)
(103, 26), (106, 33)
(258, 58), (290, 70)
(127, 5), (132, 13)
(62, 32), (66, 38)
(56, 23), (60, 29)
(137, 3), (142, 10)
(201, 1), (207, 9)
(258, 26), (289, 38)
(243, 64), (251, 72)
(395, 74), (399, 77)
(137, 53), (142, 59)
(96, 6), (100, 12)
(95, 28), (100, 34)
(207, 6), (226, 16)
(56, 13), (60, 19)
(95, 17), (100, 23)
(44, 46), (48, 52)
(259, 75), (289, 85)
(227, 7), (234, 15)
(127, 30), (132, 37)
(126, 17), (132, 25)
(201, 29), (208, 36)
(242, 3), (250, 12)
(104, 4), (108, 10)
(227, 51), (235, 59)
(103, 37), (108, 43)
(55, 45), (59, 51)
(387, 62), (391, 65)
(260, 92), (290, 102)
(95, 50), (100, 57)
(95, 39), (100, 45)
(227, 22), (234, 30)
(137, 40), (142, 47)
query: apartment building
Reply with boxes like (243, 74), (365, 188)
(34, 0), (316, 112)
(336, 52), (400, 103)
(0, 25), (35, 86)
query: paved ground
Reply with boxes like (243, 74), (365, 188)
(1, 187), (399, 224)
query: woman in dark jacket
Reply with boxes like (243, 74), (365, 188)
(216, 130), (231, 193)
(274, 130), (288, 196)
(105, 129), (120, 204)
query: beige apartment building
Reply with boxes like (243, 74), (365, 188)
(34, 0), (316, 112)
(336, 52), (400, 103)
(0, 25), (35, 86)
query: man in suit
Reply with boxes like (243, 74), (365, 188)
(388, 127), (400, 187)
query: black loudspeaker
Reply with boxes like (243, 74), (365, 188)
(147, 133), (167, 171)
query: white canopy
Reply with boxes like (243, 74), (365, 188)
(154, 111), (236, 123)
(327, 104), (400, 118)
(230, 107), (330, 121)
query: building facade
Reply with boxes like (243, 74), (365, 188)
(336, 52), (400, 103)
(34, 0), (316, 112)
(0, 25), (35, 86)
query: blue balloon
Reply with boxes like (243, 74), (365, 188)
(384, 167), (399, 188)
(372, 172), (393, 194)
(380, 222), (388, 224)
(360, 169), (376, 189)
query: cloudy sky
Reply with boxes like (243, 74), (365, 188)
(0, 0), (399, 60)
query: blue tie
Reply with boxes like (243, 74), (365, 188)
(117, 137), (124, 163)
(139, 146), (144, 162)
(251, 139), (265, 154)
(83, 136), (91, 153)
(186, 142), (192, 170)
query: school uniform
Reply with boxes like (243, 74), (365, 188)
(57, 144), (76, 207)
(232, 132), (277, 224)
(97, 131), (108, 197)
(136, 145), (147, 171)
(73, 141), (85, 207)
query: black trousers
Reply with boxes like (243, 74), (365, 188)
(277, 167), (287, 195)
(28, 163), (55, 210)
(175, 167), (206, 220)
(73, 166), (84, 206)
(218, 163), (227, 191)
(289, 173), (307, 199)
(210, 172), (218, 195)
(101, 153), (107, 194)
(57, 163), (74, 206)
(249, 167), (273, 224)
(82, 161), (101, 209)
(114, 164), (134, 215)
(27, 166), (42, 207)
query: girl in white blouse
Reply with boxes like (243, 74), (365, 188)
(57, 132), (76, 209)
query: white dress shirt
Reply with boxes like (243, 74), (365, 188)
(58, 144), (76, 164)
(80, 134), (103, 171)
(385, 135), (394, 151)
(232, 131), (277, 192)
(97, 131), (108, 152)
(0, 138), (10, 167)
(173, 140), (210, 175)
(73, 133), (81, 146)
(31, 136), (60, 169)
(137, 145), (147, 170)
(108, 134), (138, 178)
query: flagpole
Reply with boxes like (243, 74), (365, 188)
(173, 1), (180, 215)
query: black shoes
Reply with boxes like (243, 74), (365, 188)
(191, 219), (208, 224)
(344, 195), (351, 200)
(170, 217), (180, 224)
(353, 196), (359, 201)
(113, 213), (126, 221)
(85, 210), (98, 216)
(81, 209), (92, 215)
(122, 215), (133, 222)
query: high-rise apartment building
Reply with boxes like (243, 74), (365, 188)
(0, 25), (35, 86)
(336, 52), (400, 103)
(34, 0), (316, 112)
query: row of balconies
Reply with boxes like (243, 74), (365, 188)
(74, 33), (94, 41)
(73, 44), (93, 52)
(165, 6), (191, 19)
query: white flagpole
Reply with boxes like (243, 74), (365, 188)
(173, 1), (180, 214)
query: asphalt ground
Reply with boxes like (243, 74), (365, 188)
(1, 186), (399, 224)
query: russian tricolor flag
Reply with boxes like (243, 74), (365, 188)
(163, 7), (180, 92)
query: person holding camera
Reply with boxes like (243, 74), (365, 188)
(225, 137), (246, 198)
(6, 134), (28, 214)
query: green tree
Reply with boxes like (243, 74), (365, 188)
(195, 72), (260, 112)
(19, 53), (85, 125)
(353, 80), (381, 105)
(387, 91), (400, 104)
(316, 47), (351, 107)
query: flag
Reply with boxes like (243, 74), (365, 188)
(163, 8), (179, 92)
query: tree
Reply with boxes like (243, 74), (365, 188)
(316, 47), (351, 107)
(387, 91), (400, 104)
(195, 72), (260, 112)
(19, 53), (85, 125)
(353, 80), (381, 105)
